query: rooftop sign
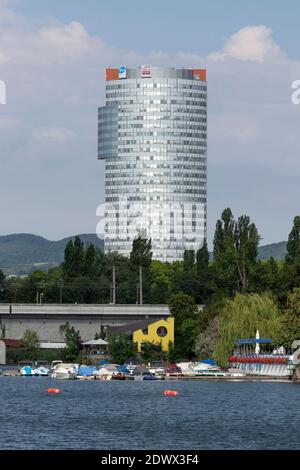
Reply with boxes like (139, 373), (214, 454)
(141, 65), (151, 78)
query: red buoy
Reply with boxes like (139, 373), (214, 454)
(47, 388), (60, 394)
(163, 390), (179, 397)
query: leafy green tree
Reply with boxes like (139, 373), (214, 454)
(169, 293), (199, 359)
(62, 236), (84, 279)
(20, 329), (40, 351)
(130, 236), (152, 268)
(274, 288), (300, 348)
(0, 270), (7, 301)
(253, 258), (281, 296)
(60, 322), (81, 362)
(286, 216), (300, 264)
(183, 250), (195, 271)
(140, 342), (166, 362)
(213, 209), (260, 294)
(215, 293), (280, 366)
(234, 215), (260, 289)
(196, 240), (213, 303)
(83, 244), (99, 278)
(213, 208), (238, 295)
(149, 261), (172, 303)
(108, 334), (137, 364)
(282, 216), (300, 293)
(194, 316), (219, 360)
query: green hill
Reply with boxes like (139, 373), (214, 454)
(257, 241), (287, 261)
(0, 234), (104, 275)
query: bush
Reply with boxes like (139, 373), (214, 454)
(6, 348), (64, 364)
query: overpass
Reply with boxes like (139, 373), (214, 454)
(0, 303), (170, 343)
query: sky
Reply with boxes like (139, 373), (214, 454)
(1, 0), (300, 247)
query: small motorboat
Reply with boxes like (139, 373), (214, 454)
(33, 366), (50, 377)
(20, 365), (34, 377)
(51, 363), (77, 380)
(143, 374), (158, 381)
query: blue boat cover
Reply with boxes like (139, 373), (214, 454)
(78, 366), (97, 376)
(200, 359), (216, 365)
(99, 360), (110, 366)
(117, 366), (130, 374)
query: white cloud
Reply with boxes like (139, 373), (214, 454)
(208, 25), (282, 63)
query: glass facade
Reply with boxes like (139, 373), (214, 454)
(98, 67), (207, 262)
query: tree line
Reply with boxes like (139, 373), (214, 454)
(1, 208), (300, 364)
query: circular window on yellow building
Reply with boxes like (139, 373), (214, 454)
(157, 326), (168, 337)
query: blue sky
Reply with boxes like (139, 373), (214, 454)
(1, 0), (300, 247)
(18, 0), (300, 59)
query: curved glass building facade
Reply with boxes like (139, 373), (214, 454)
(98, 66), (207, 262)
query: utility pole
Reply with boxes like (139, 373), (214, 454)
(112, 265), (116, 304)
(58, 278), (64, 304)
(139, 265), (143, 305)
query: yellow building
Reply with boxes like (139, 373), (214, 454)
(133, 317), (174, 352)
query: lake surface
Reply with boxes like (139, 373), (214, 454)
(0, 377), (299, 450)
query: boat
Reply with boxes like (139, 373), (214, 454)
(192, 362), (229, 377)
(148, 361), (166, 379)
(143, 374), (158, 381)
(132, 365), (152, 380)
(94, 364), (119, 380)
(33, 366), (50, 376)
(165, 363), (183, 377)
(20, 365), (34, 376)
(176, 361), (229, 377)
(228, 333), (295, 378)
(51, 363), (77, 380)
(227, 368), (246, 377)
(124, 361), (139, 376)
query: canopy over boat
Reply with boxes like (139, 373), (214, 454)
(235, 338), (272, 345)
(83, 339), (108, 346)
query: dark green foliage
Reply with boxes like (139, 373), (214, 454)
(130, 236), (152, 268)
(20, 329), (40, 351)
(6, 348), (65, 364)
(60, 322), (81, 362)
(169, 293), (200, 359)
(108, 334), (137, 364)
(286, 216), (300, 264)
(213, 208), (260, 294)
(140, 342), (166, 362)
(274, 288), (300, 348)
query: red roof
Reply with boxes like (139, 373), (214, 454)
(1, 339), (20, 348)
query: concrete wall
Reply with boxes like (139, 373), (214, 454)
(0, 304), (170, 343)
(0, 340), (5, 364)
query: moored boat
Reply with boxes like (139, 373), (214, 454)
(51, 363), (77, 380)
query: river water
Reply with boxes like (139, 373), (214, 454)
(0, 377), (299, 450)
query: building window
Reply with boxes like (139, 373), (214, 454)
(157, 326), (168, 337)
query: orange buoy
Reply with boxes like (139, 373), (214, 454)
(163, 390), (179, 397)
(47, 388), (60, 394)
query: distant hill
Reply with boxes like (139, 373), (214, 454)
(257, 241), (287, 261)
(0, 234), (288, 276)
(0, 234), (104, 275)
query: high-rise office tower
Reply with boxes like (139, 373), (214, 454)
(98, 66), (207, 262)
